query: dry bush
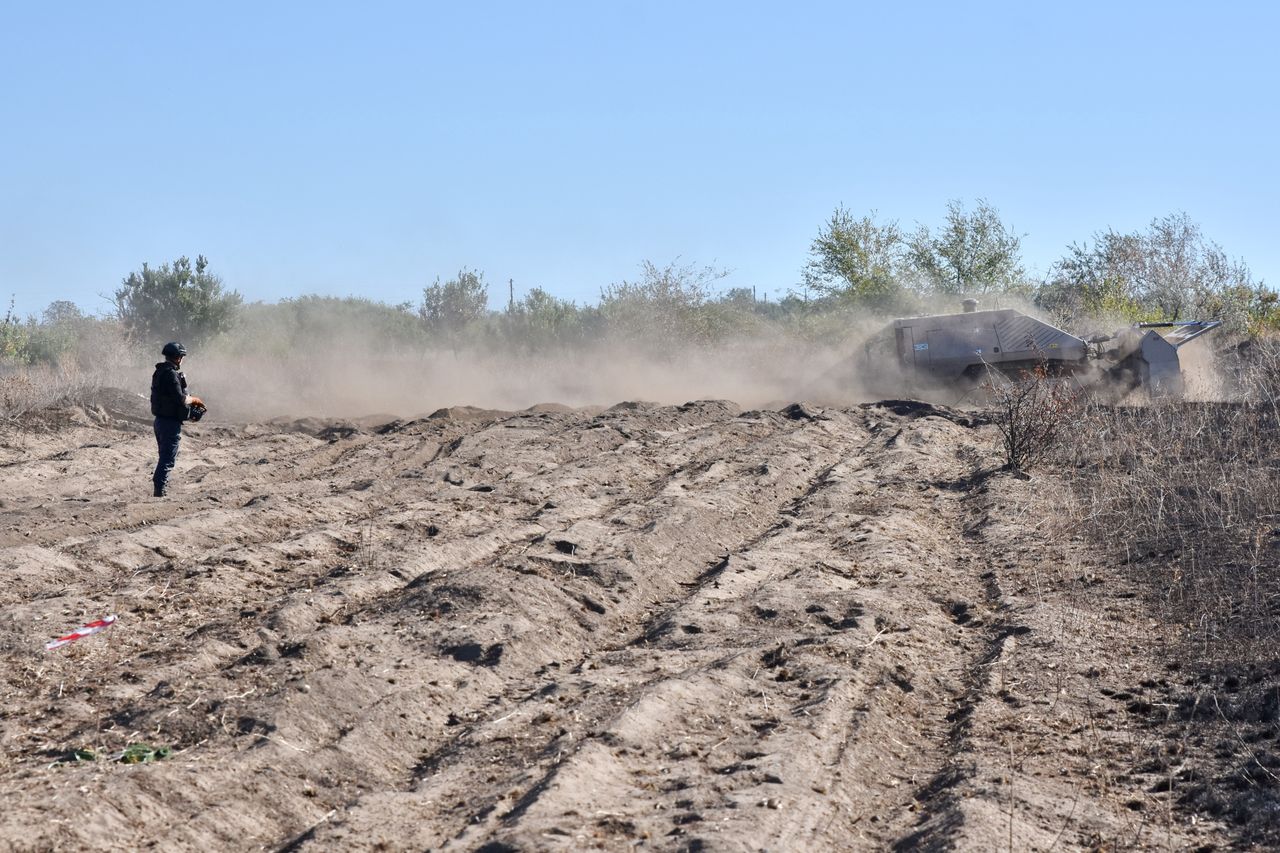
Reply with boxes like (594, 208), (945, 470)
(983, 362), (1082, 472)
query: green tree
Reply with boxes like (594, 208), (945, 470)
(1039, 213), (1262, 332)
(24, 301), (89, 364)
(599, 260), (728, 354)
(420, 268), (489, 350)
(717, 287), (759, 310)
(1037, 231), (1150, 327)
(503, 287), (584, 352)
(231, 295), (425, 357)
(114, 255), (241, 345)
(42, 300), (84, 326)
(802, 206), (904, 308)
(907, 199), (1024, 295)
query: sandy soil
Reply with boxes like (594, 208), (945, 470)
(0, 396), (1244, 850)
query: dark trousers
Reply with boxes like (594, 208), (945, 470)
(153, 416), (183, 495)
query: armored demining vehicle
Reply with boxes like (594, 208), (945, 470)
(863, 299), (1220, 397)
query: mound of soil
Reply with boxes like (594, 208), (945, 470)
(88, 386), (152, 422)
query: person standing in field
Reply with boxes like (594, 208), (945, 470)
(150, 341), (204, 497)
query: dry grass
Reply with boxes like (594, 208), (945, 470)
(1059, 339), (1280, 843)
(1065, 395), (1280, 668)
(0, 364), (105, 424)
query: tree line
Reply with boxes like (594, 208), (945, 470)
(1, 201), (1273, 367)
(803, 201), (1270, 332)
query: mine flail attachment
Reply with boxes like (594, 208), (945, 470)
(1105, 319), (1223, 397)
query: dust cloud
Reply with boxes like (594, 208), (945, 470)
(109, 301), (1238, 422)
(1175, 337), (1229, 400)
(192, 335), (885, 422)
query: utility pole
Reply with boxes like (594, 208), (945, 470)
(508, 278), (514, 313)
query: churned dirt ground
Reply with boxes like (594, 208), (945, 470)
(0, 395), (1246, 850)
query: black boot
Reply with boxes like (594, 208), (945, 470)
(154, 485), (166, 498)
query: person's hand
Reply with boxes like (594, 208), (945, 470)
(189, 396), (205, 407)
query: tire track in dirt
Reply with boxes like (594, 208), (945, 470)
(884, 480), (1024, 851)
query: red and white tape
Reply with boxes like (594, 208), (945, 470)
(45, 615), (117, 651)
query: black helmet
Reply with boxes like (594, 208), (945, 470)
(161, 341), (187, 358)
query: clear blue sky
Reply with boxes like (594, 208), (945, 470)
(2, 1), (1275, 317)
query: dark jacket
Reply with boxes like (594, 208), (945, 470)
(151, 361), (190, 420)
